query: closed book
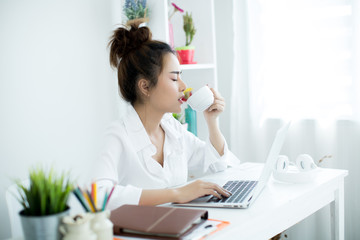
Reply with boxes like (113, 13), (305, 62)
(110, 204), (208, 238)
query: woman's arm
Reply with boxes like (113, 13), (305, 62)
(203, 88), (226, 156)
(139, 180), (231, 205)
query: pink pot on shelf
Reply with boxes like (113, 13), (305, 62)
(175, 47), (196, 64)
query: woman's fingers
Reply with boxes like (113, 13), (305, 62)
(203, 87), (226, 119)
(208, 103), (225, 112)
(211, 89), (225, 102)
(214, 186), (232, 198)
(209, 87), (221, 98)
(209, 190), (222, 199)
(208, 94), (225, 112)
(176, 180), (232, 203)
(204, 182), (231, 198)
(210, 99), (225, 108)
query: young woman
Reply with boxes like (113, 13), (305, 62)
(94, 23), (238, 210)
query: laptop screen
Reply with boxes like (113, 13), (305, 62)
(252, 122), (290, 197)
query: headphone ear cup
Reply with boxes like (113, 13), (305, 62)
(296, 154), (317, 171)
(276, 155), (289, 172)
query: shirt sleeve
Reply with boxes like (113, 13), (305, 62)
(92, 123), (142, 210)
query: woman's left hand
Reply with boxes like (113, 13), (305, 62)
(203, 87), (225, 122)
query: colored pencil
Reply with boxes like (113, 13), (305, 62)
(77, 187), (92, 212)
(101, 191), (109, 211)
(86, 189), (97, 212)
(83, 190), (96, 212)
(92, 182), (97, 209)
(73, 188), (91, 212)
(106, 184), (116, 206)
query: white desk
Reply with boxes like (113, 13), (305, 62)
(7, 163), (347, 240)
(197, 163), (348, 240)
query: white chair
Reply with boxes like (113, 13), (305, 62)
(5, 179), (29, 238)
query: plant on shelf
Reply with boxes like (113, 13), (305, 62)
(15, 165), (73, 240)
(175, 11), (197, 64)
(168, 2), (184, 49)
(183, 12), (196, 47)
(169, 2), (184, 20)
(123, 0), (149, 26)
(172, 112), (185, 124)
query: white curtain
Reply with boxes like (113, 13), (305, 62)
(231, 0), (360, 239)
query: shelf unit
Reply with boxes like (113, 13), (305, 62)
(147, 0), (218, 140)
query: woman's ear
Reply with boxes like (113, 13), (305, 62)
(137, 79), (151, 97)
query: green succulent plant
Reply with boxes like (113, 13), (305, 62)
(15, 166), (73, 216)
(183, 11), (196, 46)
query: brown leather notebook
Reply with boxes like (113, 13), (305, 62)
(110, 204), (208, 239)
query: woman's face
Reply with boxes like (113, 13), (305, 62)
(148, 53), (187, 114)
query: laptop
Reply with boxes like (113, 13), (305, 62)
(174, 122), (290, 209)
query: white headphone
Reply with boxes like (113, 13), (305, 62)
(273, 154), (318, 183)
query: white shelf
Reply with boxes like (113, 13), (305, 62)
(148, 0), (217, 140)
(180, 64), (215, 70)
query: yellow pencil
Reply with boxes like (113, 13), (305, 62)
(84, 190), (95, 212)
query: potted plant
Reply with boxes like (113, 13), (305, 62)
(175, 11), (197, 64)
(15, 166), (73, 240)
(123, 0), (149, 26)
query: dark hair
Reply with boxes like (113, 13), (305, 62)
(108, 22), (175, 104)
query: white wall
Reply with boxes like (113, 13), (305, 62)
(214, 0), (234, 146)
(0, 1), (125, 238)
(0, 1), (235, 238)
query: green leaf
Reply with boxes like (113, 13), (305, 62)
(123, 1), (148, 20)
(13, 165), (73, 216)
(182, 11), (196, 46)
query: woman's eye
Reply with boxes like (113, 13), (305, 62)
(171, 78), (177, 81)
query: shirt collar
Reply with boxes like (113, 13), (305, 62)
(123, 105), (153, 153)
(123, 105), (182, 152)
(160, 113), (182, 140)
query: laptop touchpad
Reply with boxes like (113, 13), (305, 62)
(189, 195), (213, 203)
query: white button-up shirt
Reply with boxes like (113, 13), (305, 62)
(93, 105), (238, 210)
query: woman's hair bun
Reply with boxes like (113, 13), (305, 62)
(109, 22), (152, 68)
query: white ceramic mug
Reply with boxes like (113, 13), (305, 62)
(187, 86), (214, 112)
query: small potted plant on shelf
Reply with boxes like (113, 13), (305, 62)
(176, 11), (197, 64)
(123, 0), (149, 26)
(15, 166), (73, 240)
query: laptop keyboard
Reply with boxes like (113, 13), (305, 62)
(208, 180), (258, 203)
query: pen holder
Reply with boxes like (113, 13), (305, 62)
(91, 210), (113, 240)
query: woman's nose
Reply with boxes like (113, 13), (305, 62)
(179, 77), (186, 92)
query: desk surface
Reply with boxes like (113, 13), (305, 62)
(195, 163), (348, 240)
(7, 163), (348, 240)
